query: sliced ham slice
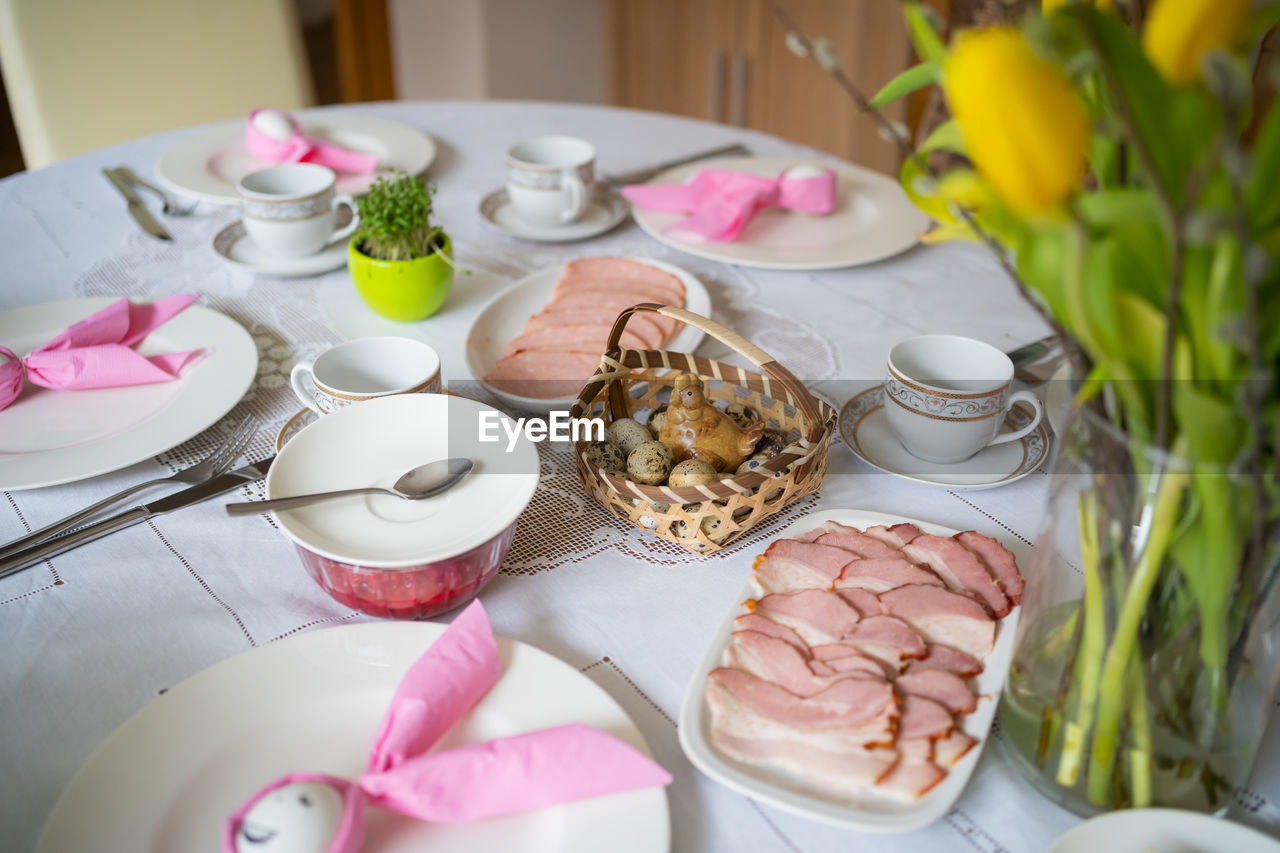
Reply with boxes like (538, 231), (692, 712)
(904, 643), (984, 678)
(711, 730), (900, 794)
(504, 324), (652, 354)
(553, 278), (686, 307)
(527, 308), (670, 346)
(898, 694), (955, 740)
(815, 531), (906, 559)
(836, 615), (928, 669)
(752, 539), (854, 595)
(864, 523), (923, 548)
(933, 729), (978, 767)
(878, 585), (996, 660)
(558, 257), (687, 294)
(732, 613), (807, 652)
(725, 630), (871, 697)
(955, 530), (1025, 605)
(877, 738), (947, 802)
(706, 668), (898, 746)
(903, 534), (1011, 617)
(833, 557), (946, 594)
(835, 587), (884, 618)
(547, 290), (679, 339)
(483, 350), (601, 399)
(896, 669), (978, 715)
(809, 645), (893, 679)
(750, 589), (862, 646)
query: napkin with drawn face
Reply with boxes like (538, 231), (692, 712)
(223, 600), (672, 853)
(0, 295), (208, 412)
(245, 108), (379, 174)
(622, 164), (837, 243)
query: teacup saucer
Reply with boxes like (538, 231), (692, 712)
(213, 215), (351, 278)
(478, 187), (628, 242)
(838, 385), (1051, 491)
(276, 407), (318, 451)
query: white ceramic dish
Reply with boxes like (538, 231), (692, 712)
(630, 155), (930, 270)
(0, 299), (257, 491)
(212, 209), (351, 278)
(678, 507), (1020, 833)
(479, 187), (629, 243)
(839, 385), (1051, 491)
(36, 620), (670, 853)
(156, 113), (436, 205)
(1050, 809), (1280, 853)
(464, 257), (711, 413)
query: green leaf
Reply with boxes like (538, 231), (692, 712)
(903, 2), (947, 64)
(1076, 189), (1161, 229)
(917, 118), (965, 155)
(869, 61), (940, 110)
(1246, 100), (1280, 231)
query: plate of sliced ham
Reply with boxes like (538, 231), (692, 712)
(465, 256), (710, 411)
(678, 508), (1024, 832)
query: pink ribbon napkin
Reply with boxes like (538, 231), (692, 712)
(244, 108), (379, 174)
(223, 601), (672, 853)
(0, 295), (208, 412)
(622, 165), (837, 243)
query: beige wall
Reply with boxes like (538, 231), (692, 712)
(388, 0), (605, 103)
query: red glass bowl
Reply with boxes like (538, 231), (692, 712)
(293, 521), (515, 620)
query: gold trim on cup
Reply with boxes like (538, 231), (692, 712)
(885, 390), (1002, 422)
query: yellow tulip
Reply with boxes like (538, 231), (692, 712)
(1042, 0), (1113, 14)
(943, 28), (1091, 214)
(1143, 0), (1250, 86)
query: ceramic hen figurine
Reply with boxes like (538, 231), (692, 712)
(659, 373), (764, 472)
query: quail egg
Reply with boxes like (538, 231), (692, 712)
(627, 440), (673, 485)
(752, 430), (788, 460)
(582, 440), (626, 475)
(646, 404), (669, 438)
(723, 402), (758, 429)
(671, 514), (728, 548)
(668, 459), (718, 488)
(607, 417), (651, 455)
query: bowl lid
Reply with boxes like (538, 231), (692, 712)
(268, 394), (539, 567)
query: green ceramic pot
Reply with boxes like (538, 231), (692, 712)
(348, 233), (454, 322)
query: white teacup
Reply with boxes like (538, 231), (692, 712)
(884, 334), (1044, 464)
(505, 135), (595, 226)
(290, 336), (442, 416)
(238, 164), (359, 259)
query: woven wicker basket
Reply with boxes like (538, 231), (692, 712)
(569, 304), (837, 554)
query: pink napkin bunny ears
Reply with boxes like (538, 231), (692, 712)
(245, 108), (379, 175)
(224, 601), (672, 853)
(0, 295), (207, 413)
(622, 164), (837, 243)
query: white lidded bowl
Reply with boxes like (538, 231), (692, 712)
(267, 393), (539, 618)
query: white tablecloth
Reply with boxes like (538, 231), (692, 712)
(1, 100), (1277, 853)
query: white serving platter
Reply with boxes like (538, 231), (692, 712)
(678, 507), (1020, 833)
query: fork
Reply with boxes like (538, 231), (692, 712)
(0, 416), (256, 559)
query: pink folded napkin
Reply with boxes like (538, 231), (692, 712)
(622, 164), (837, 243)
(245, 108), (379, 174)
(223, 601), (671, 853)
(0, 295), (208, 412)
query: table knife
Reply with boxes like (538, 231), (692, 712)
(0, 457), (272, 580)
(603, 143), (750, 186)
(103, 168), (171, 241)
(1008, 335), (1059, 367)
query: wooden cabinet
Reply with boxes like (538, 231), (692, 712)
(606, 0), (914, 175)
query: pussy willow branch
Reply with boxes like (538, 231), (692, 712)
(769, 4), (1072, 350)
(1075, 12), (1184, 450)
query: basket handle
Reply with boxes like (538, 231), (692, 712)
(605, 303), (824, 439)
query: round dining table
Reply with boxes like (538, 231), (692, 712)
(2, 100), (1278, 853)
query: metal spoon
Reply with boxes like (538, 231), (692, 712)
(225, 458), (473, 516)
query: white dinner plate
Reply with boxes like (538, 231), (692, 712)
(839, 385), (1051, 491)
(630, 155), (931, 270)
(464, 257), (711, 413)
(1050, 808), (1280, 853)
(36, 620), (670, 853)
(0, 298), (258, 491)
(155, 113), (437, 205)
(678, 508), (1020, 833)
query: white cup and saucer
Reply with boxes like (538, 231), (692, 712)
(478, 135), (627, 243)
(214, 163), (360, 277)
(839, 334), (1053, 490)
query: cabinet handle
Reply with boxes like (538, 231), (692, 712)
(729, 53), (747, 127)
(710, 52), (726, 123)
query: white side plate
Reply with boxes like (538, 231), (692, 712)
(1050, 808), (1280, 853)
(37, 621), (670, 853)
(0, 299), (258, 490)
(464, 257), (711, 413)
(678, 507), (1020, 833)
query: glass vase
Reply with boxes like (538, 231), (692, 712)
(1000, 403), (1280, 816)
